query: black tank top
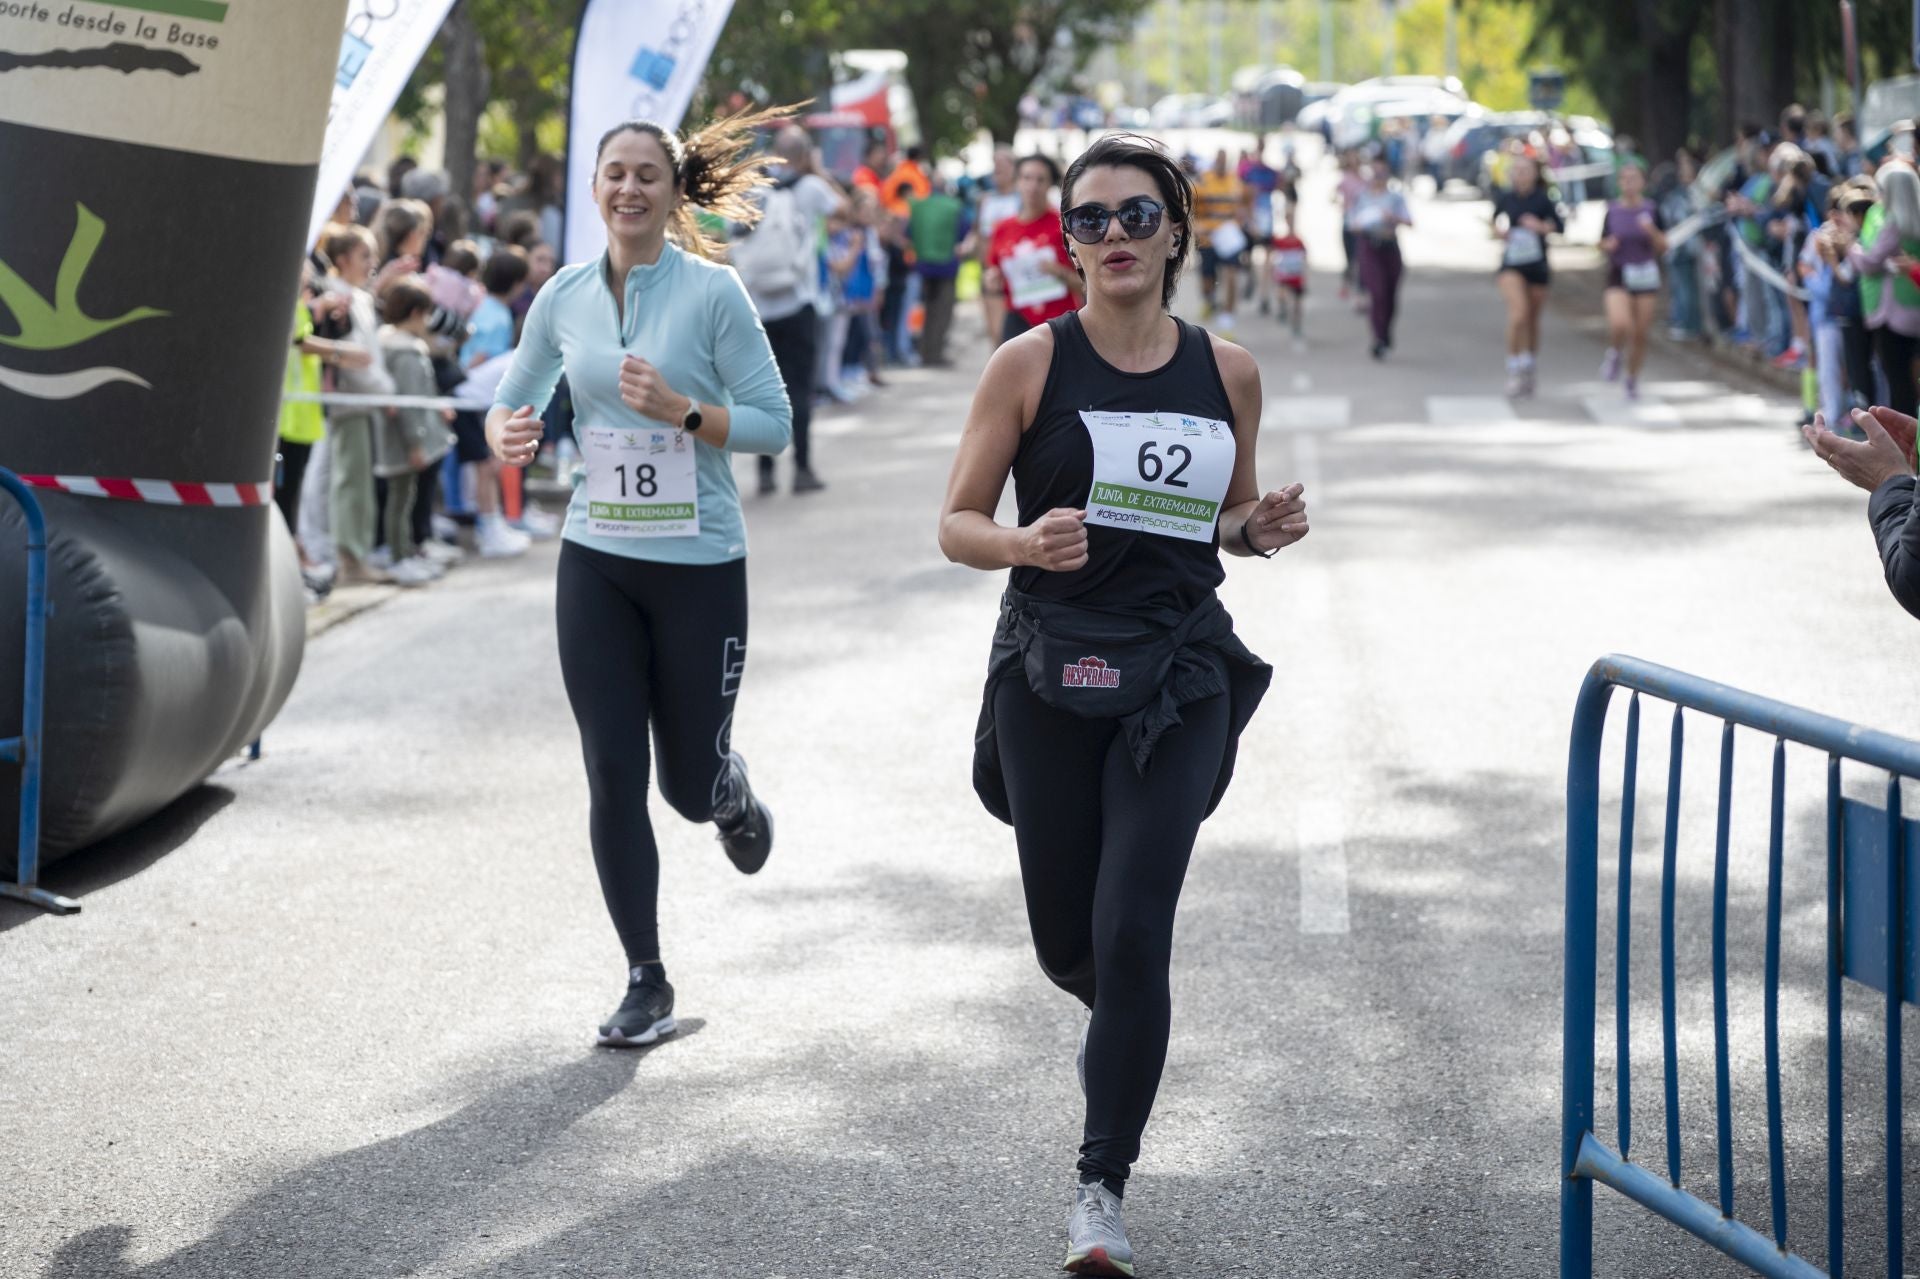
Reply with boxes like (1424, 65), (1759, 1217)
(1009, 312), (1233, 615)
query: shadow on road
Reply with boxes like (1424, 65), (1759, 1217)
(39, 1034), (703, 1279)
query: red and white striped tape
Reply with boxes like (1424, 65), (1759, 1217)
(16, 475), (273, 507)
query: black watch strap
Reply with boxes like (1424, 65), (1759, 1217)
(1240, 520), (1275, 559)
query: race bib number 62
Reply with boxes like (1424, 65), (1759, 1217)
(1080, 409), (1236, 543)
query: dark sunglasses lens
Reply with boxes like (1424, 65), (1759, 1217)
(1118, 201), (1162, 238)
(1065, 209), (1107, 243)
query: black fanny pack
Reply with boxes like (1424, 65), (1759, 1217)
(1000, 591), (1209, 720)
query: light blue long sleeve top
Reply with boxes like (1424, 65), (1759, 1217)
(493, 243), (793, 564)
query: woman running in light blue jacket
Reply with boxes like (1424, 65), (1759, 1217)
(488, 107), (793, 1047)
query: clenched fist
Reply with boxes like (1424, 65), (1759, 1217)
(1019, 507), (1088, 573)
(619, 355), (687, 424)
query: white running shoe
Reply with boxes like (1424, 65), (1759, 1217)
(1064, 1181), (1134, 1276)
(512, 505), (562, 540)
(404, 554), (446, 580)
(386, 556), (436, 587)
(419, 540), (464, 567)
(430, 513), (460, 542)
(364, 546), (395, 571)
(477, 516), (531, 559)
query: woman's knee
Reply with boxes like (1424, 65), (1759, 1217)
(1035, 936), (1096, 1003)
(1092, 908), (1176, 987)
(655, 762), (719, 824)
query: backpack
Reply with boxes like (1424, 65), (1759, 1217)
(731, 175), (813, 297)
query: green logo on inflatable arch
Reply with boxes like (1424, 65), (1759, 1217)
(0, 203), (168, 399)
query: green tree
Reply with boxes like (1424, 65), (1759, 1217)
(397, 0), (578, 205)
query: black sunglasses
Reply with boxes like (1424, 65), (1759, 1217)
(1061, 197), (1166, 245)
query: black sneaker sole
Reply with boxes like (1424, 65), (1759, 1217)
(721, 800), (774, 875)
(596, 1014), (677, 1048)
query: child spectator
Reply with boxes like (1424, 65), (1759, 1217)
(320, 223), (395, 585)
(374, 278), (454, 586)
(453, 247), (542, 555)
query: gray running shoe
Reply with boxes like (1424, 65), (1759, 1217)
(1063, 1181), (1134, 1276)
(597, 967), (676, 1048)
(1077, 1017), (1089, 1096)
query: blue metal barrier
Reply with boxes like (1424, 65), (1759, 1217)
(1562, 655), (1917, 1277)
(0, 469), (77, 915)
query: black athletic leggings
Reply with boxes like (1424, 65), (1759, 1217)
(993, 678), (1231, 1192)
(556, 541), (749, 966)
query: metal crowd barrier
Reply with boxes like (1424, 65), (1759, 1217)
(0, 467), (77, 914)
(1562, 655), (1915, 1277)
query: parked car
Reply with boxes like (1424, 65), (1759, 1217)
(1191, 96), (1233, 128)
(1440, 111), (1548, 190)
(1150, 93), (1207, 130)
(1321, 77), (1469, 152)
(1249, 68), (1307, 129)
(1110, 105), (1152, 130)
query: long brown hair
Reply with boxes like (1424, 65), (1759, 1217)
(595, 103), (808, 259)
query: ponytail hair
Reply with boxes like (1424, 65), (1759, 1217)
(594, 102), (808, 260)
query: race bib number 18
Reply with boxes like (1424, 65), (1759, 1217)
(582, 425), (699, 538)
(1080, 410), (1236, 543)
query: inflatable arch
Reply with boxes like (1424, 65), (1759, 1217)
(0, 3), (345, 868)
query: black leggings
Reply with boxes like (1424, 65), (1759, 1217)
(275, 440), (311, 540)
(1876, 327), (1919, 420)
(556, 541), (749, 966)
(993, 678), (1231, 1191)
(1840, 320), (1877, 409)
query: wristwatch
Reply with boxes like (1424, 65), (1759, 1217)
(681, 400), (704, 434)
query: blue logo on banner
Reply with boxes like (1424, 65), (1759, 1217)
(338, 31), (371, 89)
(630, 47), (676, 90)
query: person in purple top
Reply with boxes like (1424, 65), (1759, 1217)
(1598, 160), (1669, 399)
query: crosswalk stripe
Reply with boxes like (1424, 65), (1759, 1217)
(1426, 395), (1517, 424)
(1262, 395), (1351, 431)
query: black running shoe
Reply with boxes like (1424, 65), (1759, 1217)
(714, 752), (774, 875)
(597, 968), (676, 1047)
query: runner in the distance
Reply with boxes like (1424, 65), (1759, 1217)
(1193, 147), (1250, 332)
(487, 108), (791, 1047)
(940, 133), (1306, 1277)
(1492, 153), (1564, 396)
(987, 153), (1084, 343)
(1239, 140), (1280, 317)
(1597, 158), (1669, 399)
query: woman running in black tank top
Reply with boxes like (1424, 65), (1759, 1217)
(939, 134), (1310, 1277)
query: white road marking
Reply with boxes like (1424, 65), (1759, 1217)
(1264, 395), (1351, 432)
(1291, 430), (1322, 495)
(1426, 395), (1518, 425)
(1579, 395), (1682, 429)
(1297, 798), (1351, 935)
(1291, 371), (1313, 392)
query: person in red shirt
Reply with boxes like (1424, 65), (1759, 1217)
(985, 153), (1083, 345)
(852, 138), (889, 193)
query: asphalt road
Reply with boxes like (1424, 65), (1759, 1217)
(5, 134), (1918, 1278)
